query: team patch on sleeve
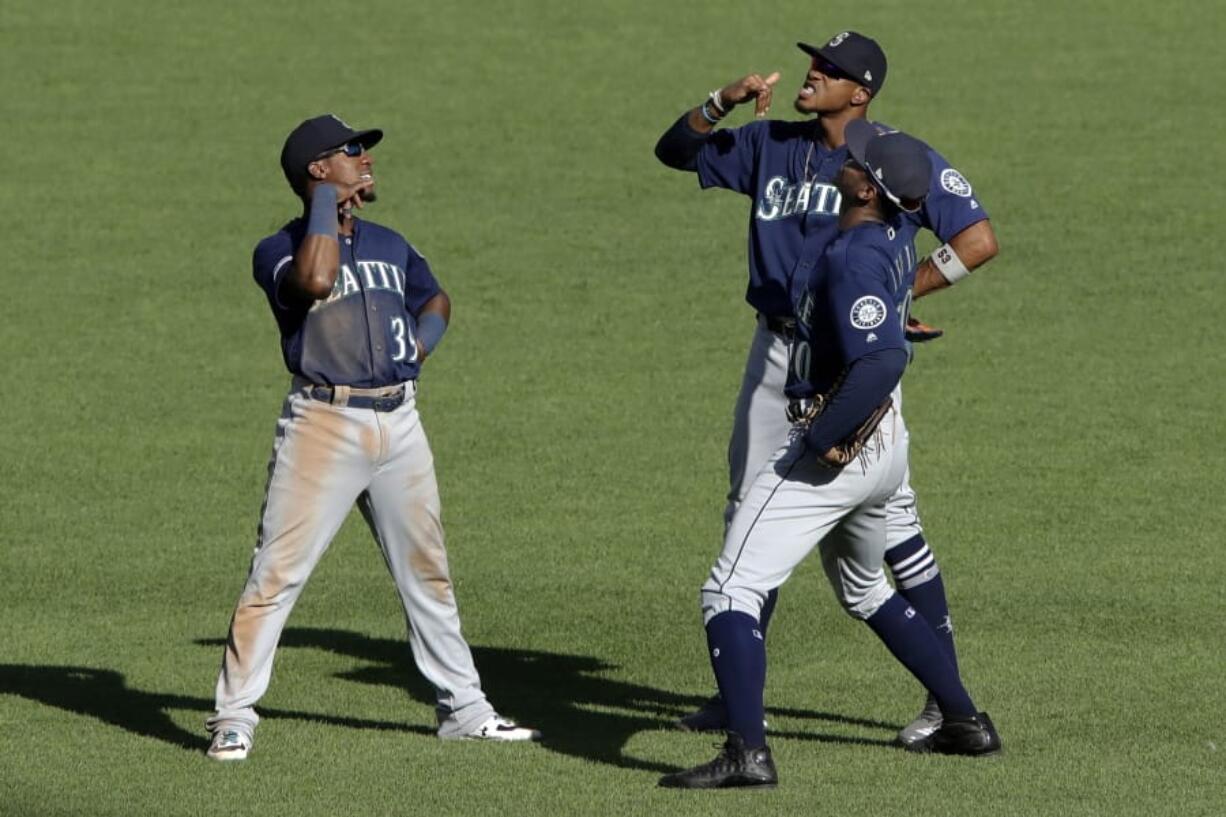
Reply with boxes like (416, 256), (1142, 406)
(849, 296), (888, 330)
(940, 169), (973, 198)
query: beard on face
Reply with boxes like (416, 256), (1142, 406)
(359, 187), (377, 203)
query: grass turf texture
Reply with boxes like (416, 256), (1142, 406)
(2, 0), (1223, 814)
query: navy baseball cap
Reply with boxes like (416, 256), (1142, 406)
(798, 31), (887, 95)
(844, 119), (931, 211)
(280, 114), (383, 194)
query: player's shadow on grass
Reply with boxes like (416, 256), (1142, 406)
(280, 627), (687, 772)
(0, 664), (434, 755)
(266, 627), (898, 770)
(0, 639), (896, 768)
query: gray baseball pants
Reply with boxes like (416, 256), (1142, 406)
(726, 317), (924, 548)
(705, 407), (910, 623)
(207, 380), (494, 745)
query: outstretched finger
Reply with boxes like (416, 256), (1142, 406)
(750, 71), (780, 117)
(754, 86), (773, 117)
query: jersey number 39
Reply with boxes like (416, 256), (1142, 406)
(389, 317), (418, 363)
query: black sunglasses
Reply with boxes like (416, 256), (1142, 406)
(810, 56), (857, 83)
(316, 142), (365, 160)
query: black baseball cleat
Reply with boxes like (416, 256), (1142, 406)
(658, 733), (778, 789)
(914, 711), (1002, 757)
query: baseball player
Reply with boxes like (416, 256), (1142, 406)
(205, 114), (539, 761)
(654, 31), (999, 745)
(659, 121), (1000, 789)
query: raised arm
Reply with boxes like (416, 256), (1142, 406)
(286, 178), (375, 300)
(654, 73), (780, 170)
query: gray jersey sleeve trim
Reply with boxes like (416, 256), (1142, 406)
(271, 255), (294, 309)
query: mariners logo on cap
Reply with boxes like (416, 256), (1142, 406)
(828, 31), (850, 47)
(941, 168), (973, 197)
(849, 296), (888, 330)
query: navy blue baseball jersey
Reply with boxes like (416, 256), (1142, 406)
(253, 218), (441, 388)
(696, 119), (987, 318)
(786, 219), (911, 400)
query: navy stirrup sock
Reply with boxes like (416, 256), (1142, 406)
(886, 535), (959, 673)
(705, 611), (767, 748)
(865, 594), (975, 718)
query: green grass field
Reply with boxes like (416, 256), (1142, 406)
(2, 0), (1224, 814)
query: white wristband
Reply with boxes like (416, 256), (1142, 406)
(931, 242), (971, 284)
(708, 89), (727, 114)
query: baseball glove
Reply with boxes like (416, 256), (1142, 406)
(905, 315), (944, 342)
(787, 391), (893, 469)
(814, 397), (893, 468)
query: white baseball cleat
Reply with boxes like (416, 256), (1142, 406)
(896, 695), (943, 748)
(464, 715), (541, 742)
(207, 729), (251, 761)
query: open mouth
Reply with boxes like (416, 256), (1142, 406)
(798, 84), (816, 98)
(360, 173), (374, 182)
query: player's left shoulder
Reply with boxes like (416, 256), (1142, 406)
(872, 119), (978, 200)
(927, 154), (977, 202)
(911, 139), (979, 202)
(358, 218), (424, 258)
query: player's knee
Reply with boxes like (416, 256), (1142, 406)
(242, 583), (296, 608)
(885, 534), (941, 590)
(700, 586), (767, 626)
(242, 566), (305, 607)
(838, 578), (894, 620)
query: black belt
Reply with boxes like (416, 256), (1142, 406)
(307, 383), (408, 412)
(759, 314), (797, 336)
